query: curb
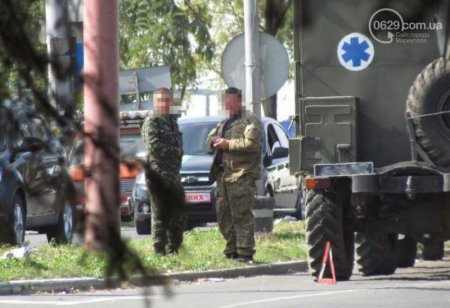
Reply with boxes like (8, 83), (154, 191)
(0, 261), (308, 295)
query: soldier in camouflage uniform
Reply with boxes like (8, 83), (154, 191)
(207, 87), (263, 262)
(141, 87), (186, 255)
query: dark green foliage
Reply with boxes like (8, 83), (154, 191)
(120, 0), (214, 98)
(0, 0), (47, 101)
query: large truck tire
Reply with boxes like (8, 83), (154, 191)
(406, 58), (450, 167)
(305, 189), (354, 281)
(356, 232), (397, 276)
(396, 236), (417, 268)
(422, 241), (444, 260)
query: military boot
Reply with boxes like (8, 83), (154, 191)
(154, 244), (166, 256)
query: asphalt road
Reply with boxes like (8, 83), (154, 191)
(0, 255), (449, 307)
(25, 222), (221, 248)
(25, 225), (149, 248)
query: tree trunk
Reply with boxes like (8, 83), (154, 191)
(83, 0), (121, 251)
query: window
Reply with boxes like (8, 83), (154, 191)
(267, 124), (281, 154)
(180, 121), (219, 155)
(120, 134), (145, 160)
(273, 124), (289, 148)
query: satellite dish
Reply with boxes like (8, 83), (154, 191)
(221, 32), (289, 99)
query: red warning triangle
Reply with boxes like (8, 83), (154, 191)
(317, 241), (336, 284)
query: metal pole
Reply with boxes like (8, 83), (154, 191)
(83, 0), (120, 251)
(206, 93), (210, 116)
(244, 0), (264, 195)
(244, 0), (261, 118)
(46, 0), (73, 116)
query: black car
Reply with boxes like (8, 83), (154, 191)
(132, 117), (219, 234)
(0, 99), (76, 246)
(133, 116), (300, 234)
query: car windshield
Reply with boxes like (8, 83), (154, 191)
(70, 133), (146, 165)
(180, 121), (219, 155)
(119, 134), (145, 160)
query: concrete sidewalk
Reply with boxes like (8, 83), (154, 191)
(0, 260), (308, 295)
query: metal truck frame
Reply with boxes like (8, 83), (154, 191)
(290, 0), (450, 280)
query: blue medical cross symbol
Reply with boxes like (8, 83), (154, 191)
(341, 36), (370, 68)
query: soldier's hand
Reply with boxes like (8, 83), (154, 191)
(178, 148), (184, 157)
(211, 136), (220, 145)
(213, 138), (230, 150)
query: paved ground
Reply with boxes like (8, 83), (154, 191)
(0, 257), (448, 307)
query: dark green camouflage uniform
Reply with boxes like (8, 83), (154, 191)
(208, 111), (262, 257)
(141, 114), (186, 254)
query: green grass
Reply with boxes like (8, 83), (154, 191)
(0, 221), (306, 281)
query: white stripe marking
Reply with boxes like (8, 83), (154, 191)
(218, 290), (357, 308)
(0, 295), (158, 306)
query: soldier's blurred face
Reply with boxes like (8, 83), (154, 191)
(154, 90), (173, 115)
(224, 93), (242, 116)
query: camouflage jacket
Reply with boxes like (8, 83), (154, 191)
(207, 111), (262, 182)
(141, 114), (183, 180)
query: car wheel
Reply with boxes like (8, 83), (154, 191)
(422, 241), (444, 261)
(13, 195), (26, 245)
(396, 236), (417, 268)
(0, 194), (26, 246)
(135, 217), (151, 234)
(46, 200), (75, 244)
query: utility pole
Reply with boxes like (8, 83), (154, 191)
(83, 0), (120, 250)
(244, 0), (261, 118)
(244, 0), (264, 195)
(46, 0), (73, 116)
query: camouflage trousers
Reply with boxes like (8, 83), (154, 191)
(146, 167), (186, 254)
(216, 174), (256, 257)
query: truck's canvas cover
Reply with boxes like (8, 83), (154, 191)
(295, 0), (442, 167)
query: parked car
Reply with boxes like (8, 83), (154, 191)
(0, 99), (76, 246)
(133, 116), (301, 235)
(263, 119), (302, 218)
(69, 111), (147, 221)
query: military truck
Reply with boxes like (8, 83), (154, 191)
(289, 0), (450, 280)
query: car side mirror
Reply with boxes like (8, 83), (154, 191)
(272, 147), (289, 159)
(263, 154), (272, 168)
